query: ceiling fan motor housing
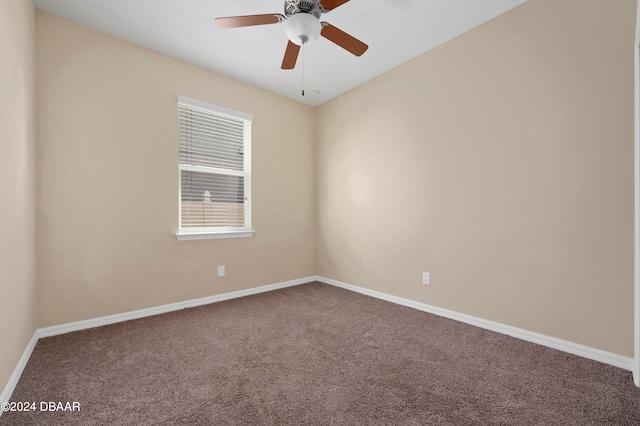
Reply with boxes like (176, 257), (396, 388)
(284, 0), (323, 18)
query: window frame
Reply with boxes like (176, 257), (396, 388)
(176, 95), (254, 241)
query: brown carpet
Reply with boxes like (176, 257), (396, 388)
(1, 282), (639, 425)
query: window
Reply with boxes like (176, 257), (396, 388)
(177, 96), (253, 240)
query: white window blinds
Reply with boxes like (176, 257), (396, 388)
(178, 96), (253, 237)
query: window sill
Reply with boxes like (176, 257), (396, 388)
(176, 230), (255, 241)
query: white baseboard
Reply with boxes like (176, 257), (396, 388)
(38, 276), (314, 338)
(0, 332), (39, 414)
(316, 276), (635, 372)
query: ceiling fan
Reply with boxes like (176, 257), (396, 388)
(215, 0), (368, 70)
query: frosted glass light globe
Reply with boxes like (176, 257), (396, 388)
(285, 13), (321, 46)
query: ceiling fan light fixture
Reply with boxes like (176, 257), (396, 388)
(285, 13), (321, 46)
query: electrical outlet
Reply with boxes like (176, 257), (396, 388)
(218, 266), (225, 277)
(422, 272), (430, 285)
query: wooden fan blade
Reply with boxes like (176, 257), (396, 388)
(281, 41), (301, 70)
(321, 23), (368, 56)
(216, 14), (284, 29)
(320, 0), (351, 11)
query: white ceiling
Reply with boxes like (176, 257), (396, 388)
(33, 0), (527, 106)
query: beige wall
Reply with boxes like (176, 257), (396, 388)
(0, 0), (36, 393)
(316, 0), (636, 356)
(36, 11), (316, 327)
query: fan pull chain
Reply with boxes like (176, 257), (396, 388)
(301, 42), (305, 96)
